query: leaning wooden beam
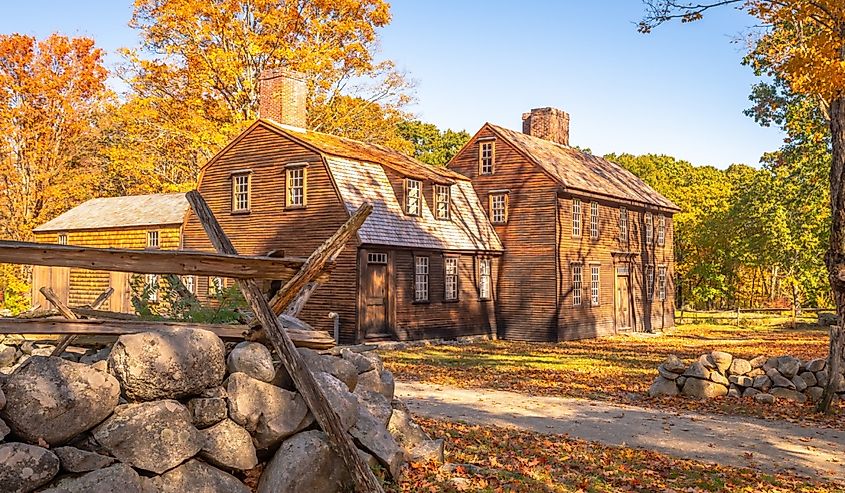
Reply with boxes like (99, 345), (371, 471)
(185, 191), (383, 492)
(89, 288), (114, 310)
(0, 319), (334, 349)
(0, 240), (317, 280)
(39, 287), (81, 357)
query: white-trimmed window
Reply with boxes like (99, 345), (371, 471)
(658, 266), (667, 301)
(232, 173), (251, 212)
(571, 263), (583, 306)
(479, 141), (495, 175)
(209, 276), (223, 297)
(646, 265), (655, 300)
(657, 215), (666, 246)
(286, 165), (306, 208)
(145, 274), (159, 302)
(590, 202), (599, 240)
(181, 275), (195, 294)
(435, 184), (451, 220)
(367, 252), (388, 264)
(619, 207), (628, 243)
(479, 258), (492, 300)
(444, 256), (459, 301)
(406, 179), (421, 216)
(590, 264), (600, 306)
(414, 256), (429, 302)
(644, 213), (653, 245)
(147, 230), (160, 249)
(490, 192), (508, 224)
(572, 198), (582, 237)
(57, 233), (68, 245)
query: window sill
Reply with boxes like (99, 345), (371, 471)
(231, 210), (251, 216)
(442, 299), (460, 304)
(478, 298), (492, 302)
(412, 300), (430, 305)
(285, 205), (307, 211)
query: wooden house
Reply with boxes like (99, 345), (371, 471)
(31, 193), (189, 312)
(182, 69), (503, 344)
(448, 108), (680, 341)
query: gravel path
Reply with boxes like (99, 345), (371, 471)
(396, 381), (845, 483)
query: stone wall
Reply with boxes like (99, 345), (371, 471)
(649, 351), (845, 404)
(0, 329), (441, 492)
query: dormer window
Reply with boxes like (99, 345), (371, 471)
(479, 140), (495, 175)
(405, 179), (421, 215)
(434, 184), (450, 220)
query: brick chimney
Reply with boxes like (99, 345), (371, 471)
(258, 67), (307, 128)
(521, 107), (570, 146)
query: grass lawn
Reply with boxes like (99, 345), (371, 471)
(382, 322), (844, 428)
(390, 418), (840, 492)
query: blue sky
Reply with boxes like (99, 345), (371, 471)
(0, 1), (782, 168)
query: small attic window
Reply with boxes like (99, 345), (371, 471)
(479, 140), (495, 175)
(405, 179), (421, 216)
(286, 164), (307, 209)
(147, 230), (160, 249)
(57, 233), (68, 245)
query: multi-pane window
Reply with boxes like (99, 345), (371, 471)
(571, 263), (583, 306)
(145, 274), (159, 303)
(657, 215), (666, 246)
(435, 184), (451, 220)
(209, 276), (223, 297)
(490, 193), (508, 224)
(286, 166), (306, 208)
(479, 141), (494, 175)
(644, 213), (653, 245)
(658, 266), (667, 301)
(590, 202), (599, 239)
(367, 253), (387, 264)
(646, 265), (655, 300)
(590, 264), (600, 306)
(619, 207), (628, 242)
(572, 198), (582, 237)
(147, 230), (159, 249)
(414, 256), (429, 302)
(181, 275), (195, 294)
(232, 173), (250, 212)
(444, 257), (459, 301)
(479, 258), (492, 300)
(57, 233), (68, 245)
(406, 179), (421, 216)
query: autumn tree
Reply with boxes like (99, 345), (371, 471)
(640, 0), (845, 412)
(0, 34), (110, 311)
(117, 0), (414, 182)
(397, 120), (471, 166)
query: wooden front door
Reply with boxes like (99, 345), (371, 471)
(31, 266), (69, 309)
(615, 264), (632, 331)
(109, 271), (132, 313)
(362, 252), (389, 338)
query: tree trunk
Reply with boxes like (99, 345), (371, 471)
(820, 93), (845, 413)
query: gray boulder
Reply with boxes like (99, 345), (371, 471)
(93, 400), (203, 474)
(200, 419), (258, 471)
(257, 430), (351, 493)
(313, 372), (359, 431)
(791, 375), (808, 392)
(0, 356), (120, 445)
(341, 348), (376, 374)
(350, 406), (404, 479)
(752, 375), (771, 391)
(770, 387), (807, 403)
(805, 358), (827, 373)
(227, 342), (275, 383)
(728, 375), (753, 387)
(709, 351), (733, 373)
(727, 385), (741, 398)
(767, 369), (796, 390)
(0, 442), (59, 493)
(681, 378), (727, 398)
(356, 369), (395, 400)
(805, 386), (825, 402)
(798, 371), (817, 387)
(0, 343), (16, 367)
(108, 328), (226, 401)
(662, 354), (686, 373)
(709, 371), (729, 386)
(41, 463), (142, 493)
(777, 356), (801, 379)
(0, 417), (9, 441)
(389, 402), (443, 463)
(299, 348), (358, 392)
(226, 372), (313, 450)
(147, 459), (250, 493)
(187, 397), (228, 429)
(657, 364), (680, 380)
(53, 446), (115, 473)
(356, 390), (393, 426)
(728, 358), (752, 376)
(79, 346), (111, 365)
(0, 385), (5, 410)
(816, 369), (830, 387)
(754, 393), (775, 404)
(749, 355), (768, 369)
(742, 387), (761, 398)
(683, 361), (710, 380)
(648, 376), (680, 397)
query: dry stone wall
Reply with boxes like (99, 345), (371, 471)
(650, 350), (845, 404)
(0, 329), (443, 493)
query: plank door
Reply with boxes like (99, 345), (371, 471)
(362, 252), (389, 338)
(31, 266), (69, 309)
(614, 264), (632, 331)
(109, 271), (132, 313)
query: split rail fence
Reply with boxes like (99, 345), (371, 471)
(0, 191), (385, 493)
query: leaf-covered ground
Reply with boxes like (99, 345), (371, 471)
(390, 418), (842, 492)
(382, 322), (844, 429)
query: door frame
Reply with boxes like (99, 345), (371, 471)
(611, 253), (638, 332)
(357, 248), (395, 341)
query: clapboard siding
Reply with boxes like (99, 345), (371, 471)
(448, 127), (559, 341)
(182, 125), (360, 342)
(33, 226), (181, 308)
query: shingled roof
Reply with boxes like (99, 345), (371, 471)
(33, 193), (189, 233)
(487, 124), (680, 211)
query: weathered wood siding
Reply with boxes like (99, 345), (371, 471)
(182, 124), (360, 342)
(556, 192), (675, 340)
(32, 226), (181, 309)
(448, 127), (559, 341)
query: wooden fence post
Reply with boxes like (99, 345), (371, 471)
(185, 191), (383, 493)
(40, 287), (82, 357)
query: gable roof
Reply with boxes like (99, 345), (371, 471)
(487, 124), (680, 212)
(33, 193), (189, 233)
